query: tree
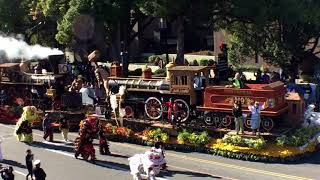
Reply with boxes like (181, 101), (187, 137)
(0, 0), (33, 35)
(218, 0), (320, 79)
(138, 0), (216, 65)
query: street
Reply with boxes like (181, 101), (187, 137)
(0, 123), (319, 180)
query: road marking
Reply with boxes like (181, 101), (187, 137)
(0, 124), (315, 180)
(34, 144), (169, 180)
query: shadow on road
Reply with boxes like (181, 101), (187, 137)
(160, 169), (222, 179)
(1, 159), (27, 169)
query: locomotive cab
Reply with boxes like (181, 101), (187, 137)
(168, 66), (212, 105)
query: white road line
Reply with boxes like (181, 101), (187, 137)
(36, 144), (170, 180)
(13, 170), (27, 176)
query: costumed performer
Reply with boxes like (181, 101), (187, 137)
(14, 106), (38, 143)
(248, 101), (267, 135)
(75, 121), (96, 161)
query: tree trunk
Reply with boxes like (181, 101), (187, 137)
(176, 16), (184, 65)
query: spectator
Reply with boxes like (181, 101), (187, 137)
(25, 149), (33, 180)
(59, 115), (69, 142)
(0, 166), (14, 180)
(33, 160), (46, 180)
(42, 114), (53, 142)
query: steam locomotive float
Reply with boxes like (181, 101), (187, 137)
(106, 63), (301, 133)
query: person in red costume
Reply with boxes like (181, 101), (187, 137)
(74, 121), (96, 162)
(163, 98), (174, 124)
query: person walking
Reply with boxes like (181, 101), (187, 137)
(33, 160), (46, 180)
(0, 166), (14, 180)
(42, 114), (53, 142)
(59, 115), (69, 142)
(248, 101), (267, 135)
(25, 149), (33, 180)
(232, 102), (244, 135)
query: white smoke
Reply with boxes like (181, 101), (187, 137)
(0, 34), (63, 61)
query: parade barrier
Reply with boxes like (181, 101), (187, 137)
(103, 123), (320, 163)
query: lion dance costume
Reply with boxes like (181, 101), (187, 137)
(14, 106), (38, 143)
(74, 117), (97, 161)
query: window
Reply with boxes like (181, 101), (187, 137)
(175, 76), (178, 85)
(181, 76), (188, 85)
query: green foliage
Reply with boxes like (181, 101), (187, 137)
(148, 55), (159, 63)
(129, 68), (142, 76)
(222, 134), (266, 150)
(153, 68), (166, 77)
(177, 129), (211, 147)
(276, 126), (320, 147)
(199, 59), (208, 66)
(177, 129), (190, 144)
(147, 128), (169, 143)
(219, 0), (320, 74)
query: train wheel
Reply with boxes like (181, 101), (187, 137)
(145, 97), (163, 120)
(244, 118), (251, 129)
(174, 99), (190, 122)
(221, 115), (232, 128)
(124, 105), (134, 118)
(203, 112), (214, 126)
(261, 118), (274, 131)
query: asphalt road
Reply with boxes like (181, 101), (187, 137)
(0, 123), (319, 180)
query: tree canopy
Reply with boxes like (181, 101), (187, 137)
(219, 0), (320, 78)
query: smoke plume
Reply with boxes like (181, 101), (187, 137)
(0, 34), (63, 62)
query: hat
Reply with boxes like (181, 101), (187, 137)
(34, 160), (41, 166)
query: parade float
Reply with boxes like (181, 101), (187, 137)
(0, 55), (85, 128)
(86, 50), (320, 162)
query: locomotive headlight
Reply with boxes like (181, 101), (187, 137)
(267, 98), (275, 108)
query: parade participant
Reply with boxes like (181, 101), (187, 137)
(79, 83), (95, 106)
(59, 115), (69, 142)
(128, 143), (166, 180)
(0, 166), (14, 180)
(0, 138), (2, 162)
(232, 102), (244, 135)
(42, 114), (53, 142)
(14, 106), (38, 143)
(248, 101), (267, 135)
(74, 121), (96, 161)
(232, 72), (244, 89)
(98, 125), (110, 155)
(33, 160), (46, 180)
(162, 98), (174, 124)
(25, 149), (33, 180)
